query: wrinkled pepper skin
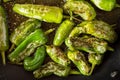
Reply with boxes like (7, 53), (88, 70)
(33, 62), (70, 79)
(69, 20), (117, 43)
(88, 53), (103, 75)
(64, 0), (96, 20)
(8, 29), (47, 64)
(66, 36), (108, 54)
(91, 0), (116, 11)
(13, 4), (63, 23)
(0, 6), (9, 65)
(10, 19), (41, 46)
(53, 19), (74, 46)
(67, 50), (90, 75)
(46, 45), (70, 66)
(24, 46), (46, 71)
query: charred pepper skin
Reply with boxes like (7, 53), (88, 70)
(0, 6), (9, 65)
(69, 20), (117, 43)
(46, 45), (71, 67)
(53, 19), (74, 46)
(67, 50), (91, 76)
(13, 4), (63, 23)
(24, 46), (46, 71)
(10, 19), (41, 46)
(8, 29), (47, 64)
(64, 0), (96, 20)
(65, 36), (109, 54)
(33, 62), (70, 79)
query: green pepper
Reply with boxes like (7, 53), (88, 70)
(67, 50), (91, 75)
(0, 6), (9, 65)
(69, 20), (117, 43)
(64, 0), (96, 20)
(46, 45), (70, 66)
(66, 36), (110, 54)
(53, 19), (74, 46)
(10, 19), (41, 46)
(91, 0), (120, 11)
(13, 4), (63, 23)
(33, 62), (70, 79)
(8, 29), (47, 64)
(24, 46), (46, 71)
(88, 53), (103, 75)
(3, 0), (11, 2)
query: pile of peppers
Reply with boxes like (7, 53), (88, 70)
(0, 0), (119, 79)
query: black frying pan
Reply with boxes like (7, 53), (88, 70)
(0, 0), (120, 80)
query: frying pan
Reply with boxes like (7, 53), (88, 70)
(0, 0), (120, 80)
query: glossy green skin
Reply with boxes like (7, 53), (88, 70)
(10, 19), (41, 45)
(88, 53), (103, 65)
(24, 46), (46, 71)
(46, 45), (70, 66)
(69, 20), (117, 43)
(8, 29), (47, 64)
(64, 0), (96, 20)
(65, 36), (108, 54)
(91, 0), (116, 11)
(0, 6), (9, 51)
(53, 19), (74, 46)
(67, 50), (90, 75)
(13, 4), (63, 23)
(33, 62), (70, 79)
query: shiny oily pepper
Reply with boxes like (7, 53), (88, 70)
(13, 4), (63, 23)
(24, 46), (46, 71)
(64, 0), (96, 20)
(0, 6), (9, 65)
(33, 62), (70, 79)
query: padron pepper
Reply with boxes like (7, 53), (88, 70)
(91, 0), (120, 11)
(8, 29), (47, 64)
(0, 6), (9, 65)
(33, 62), (70, 79)
(65, 36), (111, 54)
(24, 46), (46, 71)
(88, 53), (103, 75)
(53, 19), (74, 46)
(64, 0), (96, 20)
(10, 18), (41, 46)
(69, 20), (117, 43)
(13, 4), (63, 23)
(67, 50), (91, 75)
(46, 45), (70, 67)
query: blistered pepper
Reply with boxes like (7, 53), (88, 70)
(64, 0), (96, 20)
(8, 29), (47, 64)
(9, 19), (41, 52)
(65, 36), (110, 54)
(88, 53), (103, 75)
(91, 0), (120, 11)
(10, 19), (41, 46)
(69, 20), (117, 43)
(24, 46), (46, 71)
(33, 62), (70, 79)
(67, 50), (91, 75)
(53, 19), (74, 46)
(46, 45), (70, 66)
(0, 6), (9, 65)
(13, 4), (63, 23)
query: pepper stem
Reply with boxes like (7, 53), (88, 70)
(69, 70), (81, 75)
(1, 51), (6, 65)
(44, 28), (55, 35)
(107, 46), (114, 51)
(88, 64), (96, 76)
(115, 4), (120, 8)
(8, 44), (15, 53)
